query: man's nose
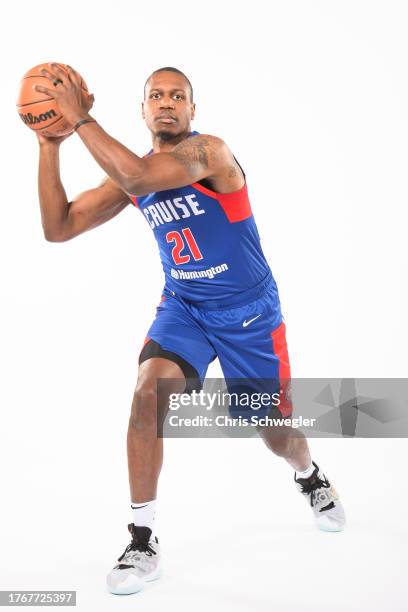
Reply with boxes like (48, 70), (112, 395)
(160, 97), (175, 109)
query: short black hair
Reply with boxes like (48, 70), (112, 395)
(144, 67), (194, 102)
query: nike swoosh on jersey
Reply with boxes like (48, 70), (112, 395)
(242, 314), (262, 327)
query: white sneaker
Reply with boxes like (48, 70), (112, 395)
(106, 524), (161, 595)
(295, 462), (346, 532)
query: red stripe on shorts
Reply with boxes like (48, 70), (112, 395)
(271, 321), (292, 417)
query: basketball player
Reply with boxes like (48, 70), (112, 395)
(35, 65), (346, 595)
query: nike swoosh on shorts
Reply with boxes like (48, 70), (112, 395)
(242, 314), (261, 327)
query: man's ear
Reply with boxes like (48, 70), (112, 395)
(191, 102), (196, 121)
(141, 101), (145, 119)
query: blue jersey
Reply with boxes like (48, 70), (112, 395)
(130, 131), (273, 306)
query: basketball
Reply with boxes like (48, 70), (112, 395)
(16, 63), (89, 138)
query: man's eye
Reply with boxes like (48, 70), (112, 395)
(174, 95), (184, 100)
(151, 94), (160, 99)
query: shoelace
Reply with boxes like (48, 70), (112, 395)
(299, 474), (330, 507)
(118, 538), (156, 562)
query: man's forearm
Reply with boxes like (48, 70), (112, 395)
(38, 142), (69, 240)
(74, 118), (146, 194)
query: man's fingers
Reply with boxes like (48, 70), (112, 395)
(66, 65), (80, 86)
(50, 63), (68, 81)
(40, 67), (61, 84)
(34, 84), (55, 97)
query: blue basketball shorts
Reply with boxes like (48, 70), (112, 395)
(141, 276), (292, 418)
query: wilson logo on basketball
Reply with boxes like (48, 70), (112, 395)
(19, 109), (58, 125)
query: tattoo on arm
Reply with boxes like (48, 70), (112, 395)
(228, 164), (239, 178)
(172, 136), (216, 175)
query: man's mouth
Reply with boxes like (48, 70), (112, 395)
(156, 114), (177, 124)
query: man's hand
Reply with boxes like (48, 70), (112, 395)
(37, 131), (71, 147)
(34, 64), (95, 126)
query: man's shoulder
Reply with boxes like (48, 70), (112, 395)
(172, 133), (231, 169)
(179, 132), (227, 150)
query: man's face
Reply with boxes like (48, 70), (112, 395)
(142, 71), (195, 139)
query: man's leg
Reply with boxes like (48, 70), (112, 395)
(107, 356), (186, 596)
(258, 423), (311, 471)
(258, 421), (345, 531)
(107, 290), (214, 595)
(127, 356), (186, 502)
(203, 286), (346, 533)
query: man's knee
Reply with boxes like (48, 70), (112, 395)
(129, 377), (183, 431)
(129, 381), (159, 431)
(129, 356), (187, 431)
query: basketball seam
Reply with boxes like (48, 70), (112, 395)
(21, 75), (88, 90)
(29, 115), (65, 131)
(17, 98), (54, 108)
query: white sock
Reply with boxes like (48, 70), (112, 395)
(131, 499), (156, 531)
(296, 461), (316, 480)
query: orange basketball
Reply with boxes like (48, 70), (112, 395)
(16, 63), (89, 138)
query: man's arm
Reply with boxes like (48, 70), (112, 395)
(35, 65), (240, 196)
(74, 128), (232, 196)
(130, 134), (232, 195)
(38, 138), (131, 242)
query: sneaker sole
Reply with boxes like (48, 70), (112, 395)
(107, 568), (161, 595)
(315, 517), (346, 532)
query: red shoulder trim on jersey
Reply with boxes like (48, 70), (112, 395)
(191, 181), (219, 199)
(216, 183), (252, 223)
(192, 181), (252, 223)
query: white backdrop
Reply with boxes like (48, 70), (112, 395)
(1, 1), (407, 611)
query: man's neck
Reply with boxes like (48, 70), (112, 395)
(151, 129), (193, 153)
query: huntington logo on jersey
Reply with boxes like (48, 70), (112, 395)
(130, 131), (273, 304)
(170, 263), (229, 280)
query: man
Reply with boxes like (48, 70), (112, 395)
(35, 65), (346, 596)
